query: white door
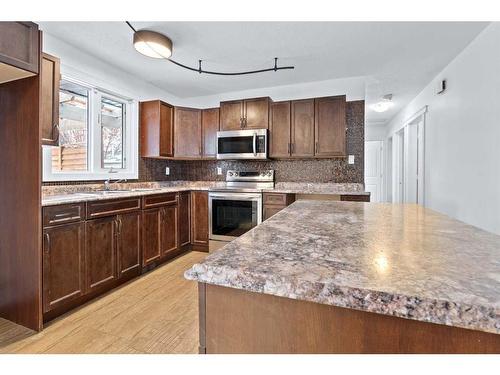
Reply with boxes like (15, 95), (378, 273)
(364, 141), (383, 202)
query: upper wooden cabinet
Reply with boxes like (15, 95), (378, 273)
(174, 107), (202, 158)
(291, 99), (315, 158)
(40, 53), (61, 146)
(220, 97), (270, 130)
(201, 108), (219, 158)
(140, 100), (174, 157)
(315, 96), (346, 157)
(269, 101), (291, 158)
(0, 22), (39, 84)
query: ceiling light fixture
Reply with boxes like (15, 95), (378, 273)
(125, 21), (294, 76)
(370, 94), (394, 113)
(133, 29), (172, 59)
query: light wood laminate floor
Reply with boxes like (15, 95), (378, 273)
(0, 251), (207, 354)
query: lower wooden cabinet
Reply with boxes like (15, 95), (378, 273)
(117, 211), (142, 278)
(178, 191), (191, 248)
(191, 191), (209, 251)
(85, 217), (118, 293)
(42, 222), (85, 314)
(263, 193), (296, 221)
(161, 204), (178, 257)
(142, 207), (162, 266)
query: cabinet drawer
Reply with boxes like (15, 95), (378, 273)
(263, 193), (294, 206)
(43, 203), (85, 227)
(340, 194), (370, 202)
(143, 193), (178, 208)
(87, 198), (141, 219)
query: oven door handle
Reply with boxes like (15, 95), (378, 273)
(253, 132), (257, 156)
(209, 192), (262, 200)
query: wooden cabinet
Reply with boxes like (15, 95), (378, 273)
(85, 217), (118, 293)
(314, 96), (346, 157)
(40, 53), (60, 146)
(269, 101), (291, 158)
(174, 107), (202, 158)
(140, 100), (174, 157)
(117, 211), (141, 278)
(201, 108), (219, 158)
(0, 22), (39, 84)
(191, 191), (209, 251)
(142, 208), (162, 266)
(244, 97), (270, 129)
(340, 194), (370, 202)
(220, 100), (243, 130)
(263, 193), (295, 221)
(42, 222), (85, 313)
(291, 99), (315, 158)
(178, 192), (191, 248)
(161, 204), (178, 257)
(220, 97), (270, 130)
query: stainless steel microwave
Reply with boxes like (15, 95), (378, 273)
(216, 129), (268, 160)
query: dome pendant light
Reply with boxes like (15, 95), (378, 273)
(125, 21), (294, 76)
(133, 29), (172, 59)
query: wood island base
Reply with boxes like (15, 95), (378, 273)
(198, 283), (500, 354)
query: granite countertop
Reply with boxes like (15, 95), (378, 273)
(41, 181), (368, 206)
(185, 200), (500, 335)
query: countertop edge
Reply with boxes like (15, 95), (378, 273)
(184, 265), (500, 336)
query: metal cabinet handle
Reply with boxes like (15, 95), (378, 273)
(240, 117), (244, 128)
(44, 233), (50, 253)
(315, 141), (319, 154)
(287, 142), (291, 155)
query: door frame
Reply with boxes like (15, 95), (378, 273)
(391, 106), (427, 205)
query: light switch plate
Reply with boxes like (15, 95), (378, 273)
(165, 167), (170, 175)
(217, 167), (223, 175)
(348, 155), (355, 165)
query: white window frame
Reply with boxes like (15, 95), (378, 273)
(42, 75), (139, 182)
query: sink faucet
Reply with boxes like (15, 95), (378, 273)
(104, 178), (127, 191)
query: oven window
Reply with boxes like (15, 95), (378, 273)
(212, 199), (258, 237)
(218, 136), (254, 154)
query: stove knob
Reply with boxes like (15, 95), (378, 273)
(228, 172), (233, 177)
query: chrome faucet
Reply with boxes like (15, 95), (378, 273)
(104, 178), (127, 191)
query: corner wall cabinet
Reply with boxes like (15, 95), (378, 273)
(40, 53), (60, 146)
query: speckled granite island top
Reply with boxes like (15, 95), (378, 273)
(185, 200), (500, 335)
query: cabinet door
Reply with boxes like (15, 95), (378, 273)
(0, 22), (39, 74)
(40, 53), (60, 146)
(174, 107), (202, 158)
(161, 204), (178, 257)
(86, 217), (118, 293)
(269, 101), (291, 158)
(315, 96), (346, 157)
(244, 97), (270, 129)
(202, 108), (219, 158)
(191, 191), (209, 246)
(42, 222), (85, 313)
(117, 211), (141, 278)
(291, 99), (315, 158)
(142, 208), (162, 266)
(263, 206), (285, 221)
(160, 102), (174, 157)
(220, 100), (243, 130)
(178, 192), (191, 248)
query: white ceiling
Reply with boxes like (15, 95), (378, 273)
(38, 21), (489, 126)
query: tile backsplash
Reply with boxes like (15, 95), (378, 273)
(44, 100), (364, 185)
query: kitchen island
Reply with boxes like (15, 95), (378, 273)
(185, 200), (500, 353)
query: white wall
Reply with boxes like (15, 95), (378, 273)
(365, 124), (386, 142)
(385, 23), (500, 235)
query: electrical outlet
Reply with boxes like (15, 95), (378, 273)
(217, 167), (223, 175)
(348, 155), (355, 165)
(165, 167), (170, 175)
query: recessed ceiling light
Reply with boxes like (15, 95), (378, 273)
(133, 30), (172, 59)
(370, 94), (394, 113)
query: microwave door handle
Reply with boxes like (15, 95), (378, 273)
(253, 132), (257, 156)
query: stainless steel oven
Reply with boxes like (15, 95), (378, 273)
(208, 192), (262, 242)
(216, 129), (268, 160)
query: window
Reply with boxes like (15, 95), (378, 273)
(43, 76), (138, 181)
